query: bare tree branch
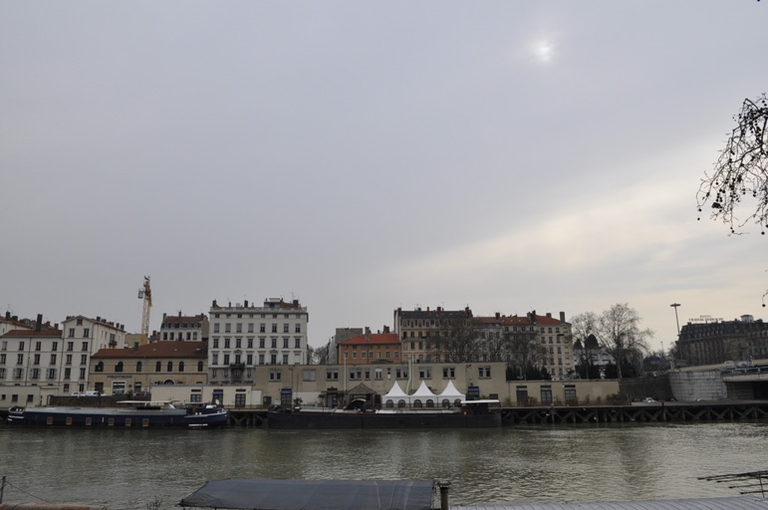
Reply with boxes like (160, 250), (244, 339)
(697, 94), (768, 235)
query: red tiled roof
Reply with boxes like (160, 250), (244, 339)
(339, 333), (400, 346)
(93, 341), (207, 359)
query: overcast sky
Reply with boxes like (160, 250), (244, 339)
(2, 2), (766, 353)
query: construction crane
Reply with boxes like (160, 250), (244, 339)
(138, 276), (152, 344)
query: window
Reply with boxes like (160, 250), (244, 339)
(259, 338), (265, 348)
(67, 342), (74, 352)
(82, 341), (89, 351)
(375, 368), (383, 380)
(260, 324), (266, 333)
(0, 354), (5, 364)
(52, 342), (58, 352)
(282, 354), (288, 364)
(225, 324), (231, 333)
(236, 323), (242, 333)
(295, 338), (301, 348)
(83, 329), (90, 338)
(212, 354), (219, 365)
(31, 368), (40, 380)
(247, 338), (254, 348)
(79, 367), (86, 379)
(213, 338), (219, 348)
(248, 323), (254, 333)
(223, 354), (230, 365)
(540, 387), (553, 404)
(478, 366), (491, 379)
(213, 324), (220, 333)
(155, 361), (162, 372)
(247, 354), (253, 364)
(303, 369), (316, 381)
(190, 392), (202, 403)
(282, 338), (289, 349)
(326, 370), (339, 380)
(419, 367), (431, 379)
(33, 354), (40, 365)
(258, 354), (265, 365)
(271, 324), (277, 333)
(136, 361), (143, 372)
(47, 368), (56, 380)
(68, 328), (75, 338)
(18, 342), (24, 351)
(167, 361), (173, 372)
(13, 368), (23, 379)
(224, 338), (230, 348)
(283, 324), (289, 333)
(80, 354), (87, 365)
(16, 353), (23, 365)
(64, 368), (71, 379)
(269, 370), (282, 381)
(295, 324), (301, 333)
(443, 367), (455, 379)
(35, 341), (42, 351)
(236, 338), (241, 348)
(270, 354), (277, 364)
(115, 361), (123, 372)
(197, 361), (204, 372)
(95, 361), (104, 372)
(271, 338), (277, 348)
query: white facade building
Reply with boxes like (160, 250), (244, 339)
(59, 315), (127, 394)
(0, 324), (63, 406)
(208, 298), (309, 385)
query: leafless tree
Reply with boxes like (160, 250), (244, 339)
(430, 316), (480, 363)
(308, 342), (331, 365)
(698, 94), (768, 234)
(573, 304), (652, 379)
(697, 93), (768, 302)
(505, 330), (546, 380)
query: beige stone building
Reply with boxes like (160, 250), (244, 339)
(150, 361), (618, 409)
(89, 341), (208, 396)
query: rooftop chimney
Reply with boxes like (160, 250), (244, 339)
(36, 314), (43, 332)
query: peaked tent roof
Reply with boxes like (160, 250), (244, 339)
(410, 381), (437, 399)
(180, 478), (434, 510)
(382, 382), (409, 402)
(438, 380), (465, 401)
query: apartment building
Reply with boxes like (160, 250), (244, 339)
(158, 312), (208, 342)
(208, 298), (309, 385)
(336, 327), (401, 364)
(0, 321), (62, 394)
(676, 314), (768, 366)
(394, 306), (473, 363)
(60, 315), (127, 393)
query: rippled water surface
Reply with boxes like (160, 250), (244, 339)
(1, 422), (766, 509)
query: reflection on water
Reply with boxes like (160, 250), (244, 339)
(1, 422), (766, 509)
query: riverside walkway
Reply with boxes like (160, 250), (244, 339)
(224, 400), (768, 427)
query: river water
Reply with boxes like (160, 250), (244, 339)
(0, 422), (766, 509)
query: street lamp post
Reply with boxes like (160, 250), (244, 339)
(670, 303), (681, 336)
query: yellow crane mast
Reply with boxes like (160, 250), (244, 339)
(138, 276), (152, 344)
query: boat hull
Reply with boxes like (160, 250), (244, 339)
(7, 406), (228, 429)
(267, 409), (501, 429)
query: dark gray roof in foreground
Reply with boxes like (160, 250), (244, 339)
(179, 478), (434, 510)
(453, 496), (768, 510)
